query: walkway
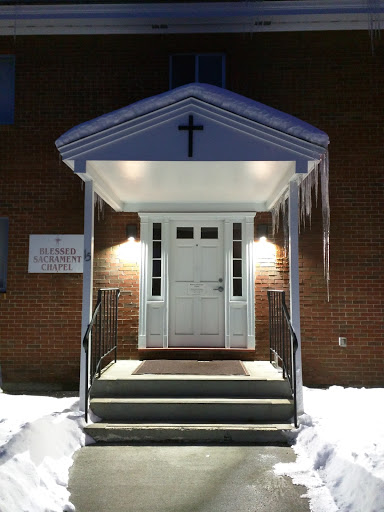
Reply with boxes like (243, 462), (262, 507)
(68, 444), (310, 512)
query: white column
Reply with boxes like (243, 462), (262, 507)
(79, 179), (94, 412)
(289, 180), (304, 415)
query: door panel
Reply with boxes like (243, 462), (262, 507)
(199, 245), (219, 282)
(175, 298), (194, 335)
(169, 220), (224, 347)
(201, 297), (220, 335)
(174, 245), (195, 282)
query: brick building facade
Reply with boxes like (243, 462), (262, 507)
(1, 8), (383, 390)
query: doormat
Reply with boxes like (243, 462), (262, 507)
(132, 360), (249, 376)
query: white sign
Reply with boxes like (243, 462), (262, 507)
(188, 283), (206, 295)
(29, 235), (84, 273)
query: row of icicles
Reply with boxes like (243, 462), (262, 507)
(271, 151), (330, 301)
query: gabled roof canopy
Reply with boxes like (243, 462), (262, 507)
(56, 83), (329, 212)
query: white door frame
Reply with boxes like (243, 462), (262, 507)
(138, 212), (256, 349)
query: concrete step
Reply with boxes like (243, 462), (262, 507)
(90, 377), (292, 399)
(90, 397), (294, 423)
(85, 422), (294, 444)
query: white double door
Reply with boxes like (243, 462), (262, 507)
(169, 220), (224, 347)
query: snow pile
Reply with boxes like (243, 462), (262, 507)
(55, 83), (329, 148)
(275, 386), (384, 512)
(0, 393), (86, 512)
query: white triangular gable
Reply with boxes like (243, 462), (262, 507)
(56, 83), (329, 212)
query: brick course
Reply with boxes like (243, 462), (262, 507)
(0, 31), (383, 388)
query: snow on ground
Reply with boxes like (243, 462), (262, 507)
(275, 386), (384, 512)
(0, 392), (86, 512)
(1, 387), (383, 512)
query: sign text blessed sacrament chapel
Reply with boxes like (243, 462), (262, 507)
(28, 235), (84, 273)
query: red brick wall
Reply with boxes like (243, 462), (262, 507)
(0, 31), (383, 388)
(93, 209), (140, 360)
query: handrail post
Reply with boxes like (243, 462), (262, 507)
(289, 180), (303, 416)
(80, 179), (94, 414)
(114, 290), (119, 363)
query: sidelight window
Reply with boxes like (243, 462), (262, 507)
(151, 223), (162, 297)
(232, 223), (243, 297)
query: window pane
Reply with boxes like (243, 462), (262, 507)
(198, 55), (224, 87)
(201, 227), (218, 239)
(171, 55), (195, 88)
(233, 279), (242, 297)
(233, 260), (242, 278)
(233, 223), (242, 241)
(0, 218), (8, 291)
(152, 260), (161, 277)
(177, 227), (194, 239)
(153, 223), (161, 241)
(233, 241), (242, 259)
(153, 241), (161, 259)
(152, 279), (161, 296)
(0, 56), (15, 124)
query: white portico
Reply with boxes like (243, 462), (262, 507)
(56, 83), (329, 413)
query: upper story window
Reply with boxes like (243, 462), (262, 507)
(170, 53), (225, 89)
(0, 218), (9, 293)
(0, 55), (15, 125)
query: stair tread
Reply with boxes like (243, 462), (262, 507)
(96, 376), (286, 381)
(90, 397), (293, 404)
(86, 422), (294, 430)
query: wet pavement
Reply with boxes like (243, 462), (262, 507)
(69, 444), (310, 512)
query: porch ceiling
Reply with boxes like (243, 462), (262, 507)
(56, 83), (329, 212)
(82, 160), (297, 212)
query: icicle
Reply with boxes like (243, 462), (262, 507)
(298, 155), (330, 301)
(298, 162), (319, 231)
(368, 0), (381, 55)
(282, 200), (289, 257)
(320, 151), (330, 302)
(94, 193), (105, 221)
(271, 193), (289, 258)
(272, 151), (330, 302)
(271, 191), (287, 236)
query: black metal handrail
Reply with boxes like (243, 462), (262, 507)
(83, 288), (120, 422)
(267, 289), (298, 427)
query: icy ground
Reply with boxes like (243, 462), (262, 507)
(275, 386), (384, 512)
(0, 387), (383, 512)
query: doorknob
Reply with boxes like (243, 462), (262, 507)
(213, 286), (224, 292)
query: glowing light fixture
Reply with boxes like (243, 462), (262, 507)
(254, 224), (276, 265)
(256, 224), (268, 241)
(126, 224), (137, 242)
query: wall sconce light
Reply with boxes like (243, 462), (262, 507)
(126, 224), (137, 241)
(256, 224), (268, 241)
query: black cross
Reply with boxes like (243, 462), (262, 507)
(178, 115), (204, 158)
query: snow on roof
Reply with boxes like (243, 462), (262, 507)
(55, 83), (329, 149)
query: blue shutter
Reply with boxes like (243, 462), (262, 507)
(0, 56), (15, 125)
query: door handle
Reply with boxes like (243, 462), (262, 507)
(213, 286), (224, 292)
